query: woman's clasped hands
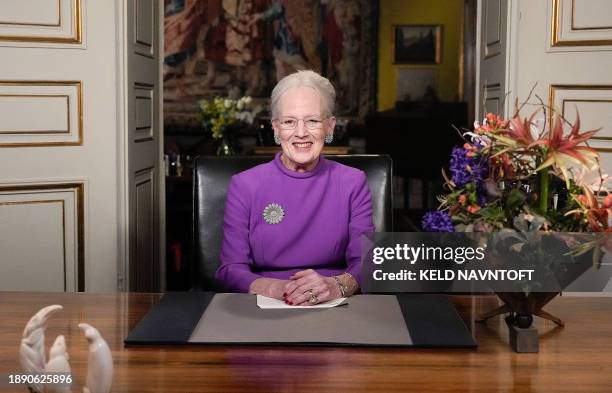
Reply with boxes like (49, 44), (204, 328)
(282, 269), (342, 306)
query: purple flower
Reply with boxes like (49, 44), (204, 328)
(449, 147), (488, 188)
(422, 211), (455, 232)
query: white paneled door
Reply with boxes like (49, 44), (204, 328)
(0, 0), (164, 292)
(477, 0), (612, 174)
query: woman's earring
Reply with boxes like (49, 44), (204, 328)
(324, 133), (334, 144)
(274, 134), (281, 145)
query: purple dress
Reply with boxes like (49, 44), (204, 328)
(215, 153), (375, 292)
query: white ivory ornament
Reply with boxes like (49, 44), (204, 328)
(19, 305), (114, 393)
(19, 305), (64, 393)
(44, 335), (72, 393)
(79, 323), (113, 393)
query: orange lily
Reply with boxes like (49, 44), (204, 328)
(476, 113), (508, 133)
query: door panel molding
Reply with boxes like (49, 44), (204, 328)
(0, 182), (84, 291)
(551, 0), (612, 47)
(484, 0), (502, 58)
(133, 0), (155, 58)
(0, 80), (82, 147)
(0, 0), (82, 44)
(134, 82), (154, 142)
(549, 84), (612, 145)
(133, 167), (155, 291)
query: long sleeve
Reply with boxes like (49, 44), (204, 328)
(215, 175), (262, 292)
(344, 171), (375, 285)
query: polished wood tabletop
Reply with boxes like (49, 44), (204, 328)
(1, 292), (611, 392)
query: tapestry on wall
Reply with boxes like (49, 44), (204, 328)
(163, 0), (378, 127)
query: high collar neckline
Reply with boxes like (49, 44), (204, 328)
(273, 152), (327, 179)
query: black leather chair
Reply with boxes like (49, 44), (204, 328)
(193, 155), (393, 291)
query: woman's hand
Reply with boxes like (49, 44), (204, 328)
(248, 278), (289, 300)
(283, 269), (342, 306)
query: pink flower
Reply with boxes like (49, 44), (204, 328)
(504, 111), (539, 147)
(534, 113), (600, 181)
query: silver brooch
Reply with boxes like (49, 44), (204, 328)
(263, 203), (285, 224)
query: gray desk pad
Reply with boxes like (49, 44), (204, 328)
(124, 292), (476, 347)
(189, 293), (413, 345)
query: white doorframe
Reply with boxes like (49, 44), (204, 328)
(116, 0), (130, 292)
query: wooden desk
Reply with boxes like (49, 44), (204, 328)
(1, 293), (611, 392)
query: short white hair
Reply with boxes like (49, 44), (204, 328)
(270, 70), (336, 119)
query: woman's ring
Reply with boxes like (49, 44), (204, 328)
(309, 291), (318, 304)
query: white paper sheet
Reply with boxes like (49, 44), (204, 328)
(256, 295), (348, 309)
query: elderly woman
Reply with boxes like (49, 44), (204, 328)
(215, 70), (374, 305)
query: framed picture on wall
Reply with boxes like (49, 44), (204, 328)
(393, 25), (442, 64)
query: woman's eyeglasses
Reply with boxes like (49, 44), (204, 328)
(275, 117), (327, 131)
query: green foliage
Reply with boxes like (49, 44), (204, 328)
(505, 188), (526, 212)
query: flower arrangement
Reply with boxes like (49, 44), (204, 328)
(421, 104), (611, 340)
(198, 96), (260, 140)
(422, 105), (609, 235)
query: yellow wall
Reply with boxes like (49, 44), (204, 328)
(378, 0), (464, 111)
